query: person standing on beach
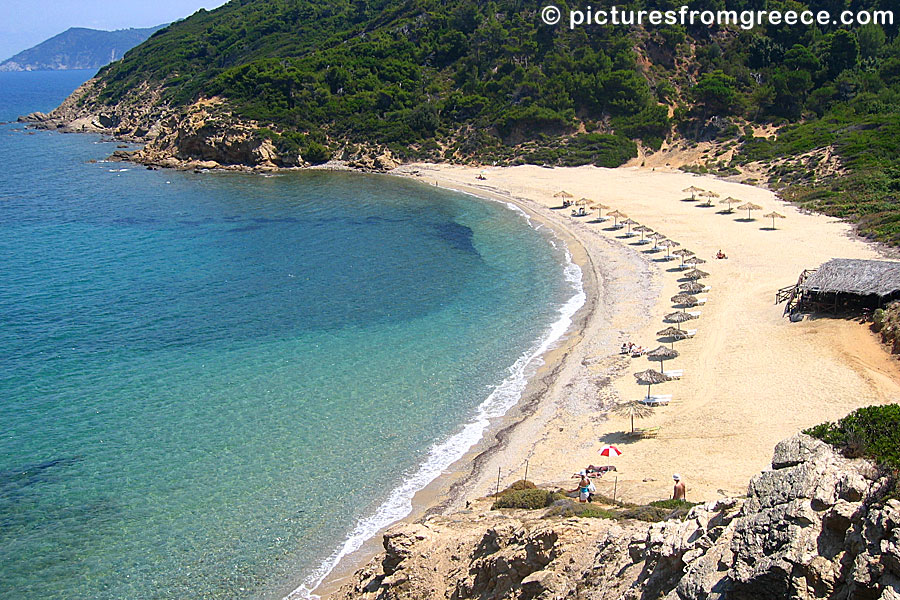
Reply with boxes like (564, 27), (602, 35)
(673, 474), (686, 501)
(572, 471), (592, 503)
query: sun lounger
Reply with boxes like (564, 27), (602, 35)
(685, 329), (698, 338)
(640, 395), (672, 407)
(631, 426), (660, 438)
(688, 310), (702, 317)
(695, 296), (708, 305)
(663, 369), (684, 379)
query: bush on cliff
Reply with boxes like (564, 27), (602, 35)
(806, 404), (900, 470)
(491, 488), (564, 510)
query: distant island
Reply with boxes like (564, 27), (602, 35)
(0, 25), (166, 72)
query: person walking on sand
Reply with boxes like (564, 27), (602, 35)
(673, 474), (686, 501)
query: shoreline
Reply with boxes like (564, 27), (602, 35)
(309, 168), (665, 599)
(302, 171), (607, 599)
(319, 162), (900, 599)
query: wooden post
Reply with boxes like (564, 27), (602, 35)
(524, 460), (529, 483)
(613, 475), (618, 504)
(496, 466), (501, 497)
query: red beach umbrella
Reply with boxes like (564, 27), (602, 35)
(598, 444), (623, 457)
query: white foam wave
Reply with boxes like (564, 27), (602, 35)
(285, 198), (585, 600)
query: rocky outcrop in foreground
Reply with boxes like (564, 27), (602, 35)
(332, 434), (900, 600)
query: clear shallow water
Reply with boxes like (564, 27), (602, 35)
(0, 71), (581, 599)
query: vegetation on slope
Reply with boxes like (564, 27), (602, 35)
(86, 0), (900, 243)
(806, 404), (900, 471)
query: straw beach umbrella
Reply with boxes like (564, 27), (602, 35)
(720, 197), (741, 213)
(683, 256), (707, 266)
(763, 211), (786, 229)
(657, 326), (689, 348)
(621, 218), (637, 235)
(671, 293), (700, 308)
(613, 400), (654, 434)
(633, 224), (652, 243)
(646, 345), (679, 369)
(665, 311), (697, 330)
(683, 186), (704, 201)
(554, 190), (573, 206)
(679, 281), (707, 294)
(672, 248), (694, 268)
(700, 190), (720, 206)
(634, 369), (672, 399)
(607, 209), (627, 228)
(658, 238), (679, 259)
(683, 268), (710, 280)
(589, 201), (609, 219)
(738, 202), (763, 220)
(648, 232), (666, 250)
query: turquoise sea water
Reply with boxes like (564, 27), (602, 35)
(0, 71), (582, 599)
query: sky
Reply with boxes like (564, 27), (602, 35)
(0, 0), (230, 61)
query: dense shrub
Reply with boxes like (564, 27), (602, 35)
(805, 405), (900, 469)
(491, 488), (564, 510)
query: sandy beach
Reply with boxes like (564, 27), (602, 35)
(318, 162), (900, 598)
(397, 163), (900, 505)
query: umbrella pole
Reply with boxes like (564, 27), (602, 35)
(613, 475), (618, 504)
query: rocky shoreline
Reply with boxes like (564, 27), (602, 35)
(19, 77), (402, 173)
(331, 434), (900, 600)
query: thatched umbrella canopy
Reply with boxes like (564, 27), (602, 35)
(763, 211), (786, 229)
(589, 201), (610, 218)
(672, 248), (695, 267)
(720, 197), (741, 213)
(658, 238), (679, 259)
(683, 268), (710, 280)
(607, 209), (627, 228)
(575, 198), (590, 206)
(621, 218), (637, 234)
(648, 232), (666, 250)
(634, 368), (672, 399)
(554, 190), (574, 198)
(646, 345), (679, 369)
(671, 292), (699, 305)
(683, 186), (704, 201)
(738, 202), (763, 220)
(700, 190), (720, 206)
(633, 224), (653, 242)
(679, 281), (707, 294)
(665, 311), (697, 330)
(613, 399), (654, 434)
(657, 325), (689, 347)
(684, 256), (707, 266)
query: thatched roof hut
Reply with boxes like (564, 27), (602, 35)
(801, 259), (900, 298)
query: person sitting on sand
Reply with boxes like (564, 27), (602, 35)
(571, 471), (593, 503)
(716, 249), (728, 260)
(673, 474), (686, 501)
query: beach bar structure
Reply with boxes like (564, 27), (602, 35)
(778, 258), (900, 315)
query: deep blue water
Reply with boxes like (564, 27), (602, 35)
(0, 71), (581, 599)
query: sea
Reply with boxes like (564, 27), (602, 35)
(0, 70), (583, 600)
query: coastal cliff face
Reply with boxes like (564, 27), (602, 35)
(21, 79), (401, 172)
(331, 434), (900, 600)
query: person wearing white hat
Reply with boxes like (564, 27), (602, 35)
(673, 474), (686, 501)
(571, 471), (592, 503)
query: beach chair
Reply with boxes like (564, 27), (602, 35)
(631, 426), (660, 438)
(640, 395), (671, 407)
(687, 310), (702, 318)
(663, 369), (684, 379)
(695, 296), (708, 305)
(685, 329), (698, 338)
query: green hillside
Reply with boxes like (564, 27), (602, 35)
(86, 0), (900, 243)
